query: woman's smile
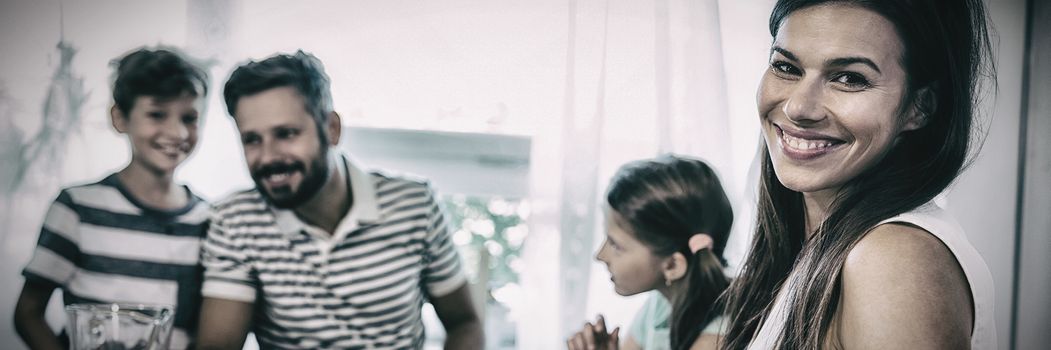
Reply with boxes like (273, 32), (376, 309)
(774, 123), (846, 161)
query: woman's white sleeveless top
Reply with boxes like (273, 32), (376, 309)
(746, 202), (997, 349)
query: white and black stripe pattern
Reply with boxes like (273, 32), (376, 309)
(22, 174), (210, 350)
(201, 169), (466, 349)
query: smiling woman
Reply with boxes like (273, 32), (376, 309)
(721, 0), (997, 349)
(758, 4), (923, 199)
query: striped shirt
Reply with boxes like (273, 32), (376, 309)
(201, 155), (467, 349)
(22, 173), (211, 350)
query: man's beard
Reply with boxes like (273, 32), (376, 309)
(252, 149), (330, 209)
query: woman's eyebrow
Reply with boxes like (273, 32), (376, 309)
(771, 46), (798, 61)
(773, 45), (882, 74)
(826, 56), (882, 74)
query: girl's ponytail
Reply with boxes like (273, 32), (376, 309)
(670, 249), (730, 350)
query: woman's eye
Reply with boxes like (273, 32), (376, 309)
(832, 72), (871, 89)
(771, 61), (800, 76)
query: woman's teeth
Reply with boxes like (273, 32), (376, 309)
(781, 132), (834, 150)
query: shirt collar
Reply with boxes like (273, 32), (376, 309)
(273, 152), (381, 240)
(345, 153), (380, 224)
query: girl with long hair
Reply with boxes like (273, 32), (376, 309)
(568, 155), (734, 350)
(722, 0), (996, 349)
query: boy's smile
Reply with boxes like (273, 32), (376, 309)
(113, 93), (201, 176)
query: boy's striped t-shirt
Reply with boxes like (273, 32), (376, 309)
(22, 173), (210, 350)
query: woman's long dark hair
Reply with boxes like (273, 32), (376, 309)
(607, 155), (734, 350)
(721, 1), (994, 349)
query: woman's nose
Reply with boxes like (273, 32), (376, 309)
(782, 79), (827, 124)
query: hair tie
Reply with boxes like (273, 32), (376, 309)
(688, 233), (713, 254)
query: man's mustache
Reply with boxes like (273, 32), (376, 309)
(252, 161), (307, 180)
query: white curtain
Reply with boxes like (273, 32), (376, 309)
(519, 0), (769, 347)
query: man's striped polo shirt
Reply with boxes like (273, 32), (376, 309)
(201, 155), (467, 349)
(22, 173), (211, 349)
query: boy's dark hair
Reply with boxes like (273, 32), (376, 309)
(111, 47), (209, 115)
(222, 50), (333, 128)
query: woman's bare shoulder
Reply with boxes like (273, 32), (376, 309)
(834, 223), (973, 349)
(846, 222), (958, 274)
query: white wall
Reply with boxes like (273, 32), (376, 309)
(945, 1), (1029, 349)
(1015, 0), (1051, 347)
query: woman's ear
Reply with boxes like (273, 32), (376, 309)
(662, 252), (689, 284)
(110, 105), (128, 133)
(904, 86), (936, 131)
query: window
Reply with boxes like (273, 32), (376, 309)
(341, 126), (530, 349)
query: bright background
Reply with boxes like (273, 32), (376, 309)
(0, 0), (1044, 349)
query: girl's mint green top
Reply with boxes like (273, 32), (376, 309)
(627, 292), (728, 349)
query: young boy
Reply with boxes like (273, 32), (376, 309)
(13, 47), (210, 350)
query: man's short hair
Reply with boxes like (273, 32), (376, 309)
(223, 50), (334, 127)
(111, 47), (209, 115)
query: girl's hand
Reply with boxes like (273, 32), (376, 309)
(567, 314), (620, 350)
